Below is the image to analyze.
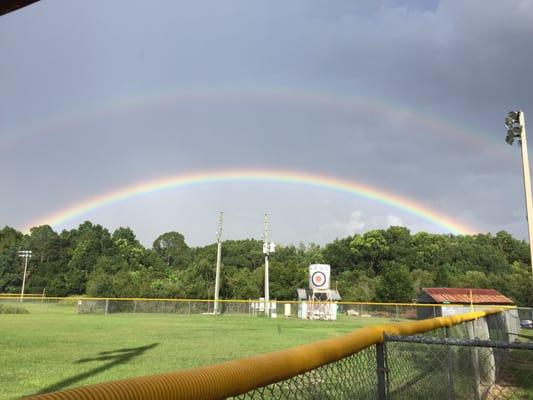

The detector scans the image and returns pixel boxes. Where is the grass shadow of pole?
[35,343,159,395]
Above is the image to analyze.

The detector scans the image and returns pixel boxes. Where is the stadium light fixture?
[505,110,533,277]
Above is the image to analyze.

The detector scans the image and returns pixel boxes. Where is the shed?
[417,288,514,319]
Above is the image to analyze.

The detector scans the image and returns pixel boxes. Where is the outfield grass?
[0,301,392,399]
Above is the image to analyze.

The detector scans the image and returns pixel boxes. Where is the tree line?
[0,222,531,306]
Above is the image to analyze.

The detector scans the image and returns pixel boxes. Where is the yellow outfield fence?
[22,308,529,400]
[0,292,492,305]
[0,293,518,314]
[0,293,522,309]
[2,293,526,323]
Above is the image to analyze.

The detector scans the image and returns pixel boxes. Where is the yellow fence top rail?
[25,309,504,400]
[0,293,517,308]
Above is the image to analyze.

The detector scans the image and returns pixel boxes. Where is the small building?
[417,288,514,319]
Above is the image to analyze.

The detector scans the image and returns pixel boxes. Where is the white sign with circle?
[309,264,330,290]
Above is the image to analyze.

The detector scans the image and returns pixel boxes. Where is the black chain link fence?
[235,347,377,400]
[231,312,532,400]
[385,334,533,399]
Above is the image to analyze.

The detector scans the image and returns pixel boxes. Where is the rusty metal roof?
[422,288,514,305]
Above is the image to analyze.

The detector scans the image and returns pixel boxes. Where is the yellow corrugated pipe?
[25,309,502,400]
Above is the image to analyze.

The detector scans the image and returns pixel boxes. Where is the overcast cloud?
[1,0,533,246]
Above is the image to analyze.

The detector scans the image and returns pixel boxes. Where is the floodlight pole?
[506,110,533,278]
[263,213,270,317]
[517,112,533,277]
[214,211,223,315]
[18,250,32,302]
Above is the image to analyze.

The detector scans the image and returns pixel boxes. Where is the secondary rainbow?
[3,86,510,161]
[26,169,476,235]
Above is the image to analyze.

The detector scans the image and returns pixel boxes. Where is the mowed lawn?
[0,301,393,399]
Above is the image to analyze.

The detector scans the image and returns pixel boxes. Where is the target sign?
[311,271,327,287]
[309,264,330,290]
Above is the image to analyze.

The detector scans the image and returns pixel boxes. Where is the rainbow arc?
[25,168,476,235]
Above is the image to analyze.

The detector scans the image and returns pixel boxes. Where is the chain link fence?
[17,304,530,400]
[232,311,531,400]
[235,346,378,400]
[384,334,533,400]
[1,295,520,323]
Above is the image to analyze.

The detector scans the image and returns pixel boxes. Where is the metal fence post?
[376,342,388,400]
[445,327,455,400]
[466,321,482,400]
[105,298,109,315]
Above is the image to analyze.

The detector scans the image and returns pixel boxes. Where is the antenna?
[216,211,224,244]
[263,213,270,254]
[213,211,223,315]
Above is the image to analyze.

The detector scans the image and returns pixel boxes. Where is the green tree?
[350,230,389,274]
[0,226,24,293]
[338,270,378,301]
[376,263,414,302]
[322,237,358,276]
[112,227,141,247]
[410,269,435,295]
[452,270,490,288]
[384,226,411,261]
[152,232,191,268]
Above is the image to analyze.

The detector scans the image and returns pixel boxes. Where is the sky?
[1,0,533,247]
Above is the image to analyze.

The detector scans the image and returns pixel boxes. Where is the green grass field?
[0,301,392,399]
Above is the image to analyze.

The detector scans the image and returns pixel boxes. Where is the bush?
[0,303,30,314]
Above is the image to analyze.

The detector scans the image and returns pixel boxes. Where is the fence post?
[445,327,456,400]
[105,299,109,315]
[466,321,482,400]
[376,342,388,400]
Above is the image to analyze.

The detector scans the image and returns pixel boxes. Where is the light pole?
[505,110,533,277]
[18,250,32,302]
[213,211,223,315]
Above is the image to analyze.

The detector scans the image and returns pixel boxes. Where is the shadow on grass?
[35,343,159,395]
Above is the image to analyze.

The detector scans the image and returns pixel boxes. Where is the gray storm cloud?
[1,0,532,245]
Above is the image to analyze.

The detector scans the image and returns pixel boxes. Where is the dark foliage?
[1,223,531,306]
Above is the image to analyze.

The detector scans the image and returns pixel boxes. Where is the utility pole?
[18,250,32,302]
[263,213,270,317]
[505,110,533,277]
[214,211,223,315]
[262,214,276,316]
